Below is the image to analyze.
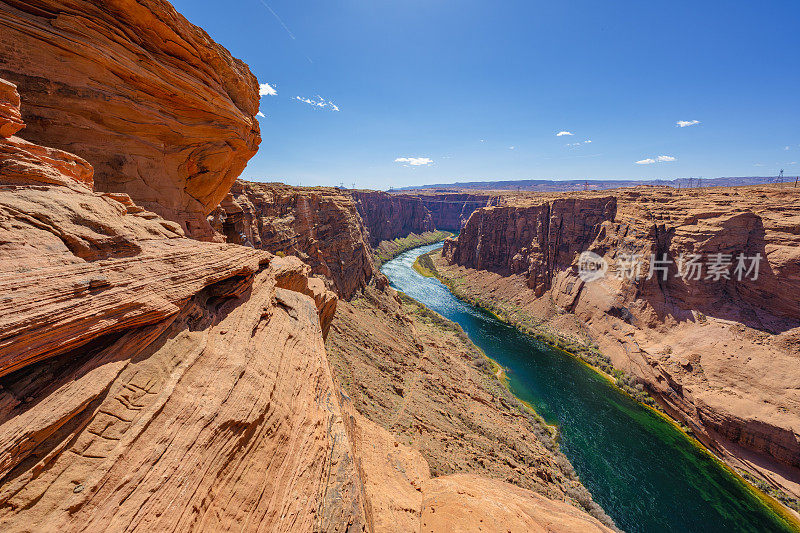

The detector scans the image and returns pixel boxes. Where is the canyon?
[2,0,798,530]
[437,187,800,503]
[0,1,615,531]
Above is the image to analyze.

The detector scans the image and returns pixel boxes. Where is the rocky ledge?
[209,180,379,299]
[0,0,261,239]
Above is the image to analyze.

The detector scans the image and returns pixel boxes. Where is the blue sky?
[171,0,800,189]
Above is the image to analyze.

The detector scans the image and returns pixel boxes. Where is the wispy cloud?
[556,131,574,136]
[259,82,277,96]
[395,157,433,167]
[676,120,700,128]
[636,155,676,164]
[566,140,592,147]
[256,111,266,118]
[785,146,791,151]
[293,95,340,111]
[508,146,516,150]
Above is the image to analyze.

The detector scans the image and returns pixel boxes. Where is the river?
[381,243,796,533]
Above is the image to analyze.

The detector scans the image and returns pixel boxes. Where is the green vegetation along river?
[381,243,798,533]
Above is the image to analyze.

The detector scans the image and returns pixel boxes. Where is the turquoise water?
[381,243,797,533]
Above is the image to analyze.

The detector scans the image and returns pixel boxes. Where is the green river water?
[381,243,797,533]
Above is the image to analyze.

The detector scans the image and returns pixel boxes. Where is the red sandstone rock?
[0,80,362,531]
[420,474,613,533]
[0,79,24,138]
[442,186,800,498]
[210,180,379,299]
[352,191,436,245]
[0,0,261,239]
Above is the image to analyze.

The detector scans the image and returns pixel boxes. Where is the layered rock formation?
[445,197,617,295]
[440,186,800,499]
[209,180,378,299]
[2,75,614,531]
[352,191,492,244]
[414,192,494,232]
[352,191,436,245]
[0,78,379,530]
[0,0,261,239]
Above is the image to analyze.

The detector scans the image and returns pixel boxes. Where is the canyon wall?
[352,190,491,244]
[445,197,617,295]
[0,0,261,239]
[209,180,378,299]
[415,192,493,231]
[0,79,365,530]
[440,187,800,496]
[1,75,613,532]
[351,191,435,245]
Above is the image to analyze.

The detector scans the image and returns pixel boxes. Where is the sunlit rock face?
[0,0,261,240]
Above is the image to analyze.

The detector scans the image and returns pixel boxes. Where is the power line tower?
[583,180,589,191]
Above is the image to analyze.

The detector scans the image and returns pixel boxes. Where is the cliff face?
[415,192,494,231]
[441,187,800,496]
[2,77,613,532]
[352,191,491,244]
[445,197,617,295]
[209,181,378,299]
[351,191,435,245]
[0,79,371,531]
[0,0,261,239]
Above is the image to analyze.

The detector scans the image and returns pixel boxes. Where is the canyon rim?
[1,1,799,532]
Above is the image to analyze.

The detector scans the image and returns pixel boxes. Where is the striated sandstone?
[441,185,800,499]
[420,474,613,533]
[0,82,371,531]
[209,180,378,299]
[0,0,261,239]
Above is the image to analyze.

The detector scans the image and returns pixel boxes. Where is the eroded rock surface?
[0,0,261,239]
[0,79,367,532]
[326,285,616,528]
[441,186,800,498]
[209,180,378,299]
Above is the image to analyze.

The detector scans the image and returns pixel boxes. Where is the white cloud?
[636,158,656,165]
[480,139,486,143]
[657,155,676,162]
[676,120,700,128]
[395,157,433,166]
[509,146,516,150]
[293,95,340,111]
[790,161,797,165]
[754,163,765,167]
[785,146,791,151]
[556,131,574,136]
[259,82,277,96]
[566,140,592,147]
[256,111,266,118]
[636,155,676,164]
